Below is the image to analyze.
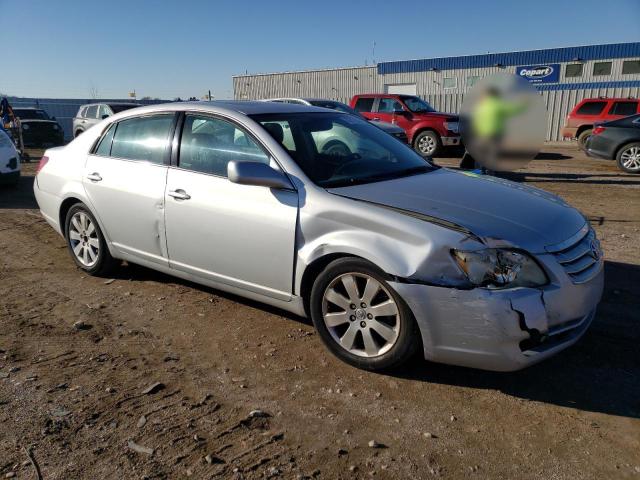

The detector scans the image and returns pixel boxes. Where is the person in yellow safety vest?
[460,86,528,171]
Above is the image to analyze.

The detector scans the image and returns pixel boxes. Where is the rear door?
[163,113,298,300]
[83,113,176,266]
[353,97,377,121]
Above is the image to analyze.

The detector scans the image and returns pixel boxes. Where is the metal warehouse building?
[233,42,640,141]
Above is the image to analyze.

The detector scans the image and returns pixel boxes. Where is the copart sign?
[516,64,560,83]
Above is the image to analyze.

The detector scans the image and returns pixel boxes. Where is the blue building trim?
[535,80,640,91]
[378,43,640,74]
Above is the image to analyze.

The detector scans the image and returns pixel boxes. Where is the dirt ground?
[1,146,639,480]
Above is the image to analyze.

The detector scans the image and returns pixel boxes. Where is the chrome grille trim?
[547,224,602,284]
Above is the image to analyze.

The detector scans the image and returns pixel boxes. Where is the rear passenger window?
[353,98,374,112]
[609,101,638,116]
[95,123,116,156]
[178,115,269,176]
[576,101,606,115]
[110,115,173,164]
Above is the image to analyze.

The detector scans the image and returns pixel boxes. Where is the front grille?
[546,225,602,284]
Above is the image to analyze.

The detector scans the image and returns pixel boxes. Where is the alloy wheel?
[418,135,436,155]
[322,273,400,357]
[69,211,100,267]
[620,146,640,171]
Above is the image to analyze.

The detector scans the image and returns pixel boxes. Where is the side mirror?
[227,161,292,190]
[393,109,408,116]
[101,114,109,119]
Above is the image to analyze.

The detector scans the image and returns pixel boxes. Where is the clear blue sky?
[2,0,639,100]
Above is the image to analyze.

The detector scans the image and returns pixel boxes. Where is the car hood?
[328,168,586,253]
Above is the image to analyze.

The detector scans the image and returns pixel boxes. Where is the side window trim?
[175,111,287,180]
[90,122,117,155]
[89,112,178,165]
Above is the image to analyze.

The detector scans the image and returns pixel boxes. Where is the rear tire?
[577,129,592,151]
[310,257,420,371]
[413,130,441,157]
[616,142,640,173]
[64,203,118,276]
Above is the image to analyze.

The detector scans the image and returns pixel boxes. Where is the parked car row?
[73,102,141,138]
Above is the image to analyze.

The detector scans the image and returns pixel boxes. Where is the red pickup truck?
[562,97,640,150]
[350,94,460,157]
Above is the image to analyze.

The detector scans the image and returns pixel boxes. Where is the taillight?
[36,155,49,174]
[592,126,606,135]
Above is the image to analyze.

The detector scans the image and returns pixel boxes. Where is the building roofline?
[379,42,640,66]
[233,64,375,79]
[233,42,640,78]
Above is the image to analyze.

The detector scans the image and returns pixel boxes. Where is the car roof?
[581,97,638,102]
[82,102,141,107]
[114,100,334,116]
[301,98,344,104]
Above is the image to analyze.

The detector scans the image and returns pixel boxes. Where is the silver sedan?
[33,101,604,371]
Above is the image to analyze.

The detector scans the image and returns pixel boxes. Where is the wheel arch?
[299,252,393,318]
[59,196,83,237]
[576,124,593,137]
[58,195,117,256]
[411,127,440,146]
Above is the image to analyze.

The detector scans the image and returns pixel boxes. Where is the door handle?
[87,172,102,182]
[168,189,191,200]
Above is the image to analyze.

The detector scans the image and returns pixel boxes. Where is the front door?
[164,114,298,300]
[83,113,175,266]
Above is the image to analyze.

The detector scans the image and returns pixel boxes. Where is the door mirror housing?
[393,109,408,116]
[227,161,293,190]
[101,114,110,119]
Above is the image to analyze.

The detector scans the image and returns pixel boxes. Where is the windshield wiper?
[323,165,433,188]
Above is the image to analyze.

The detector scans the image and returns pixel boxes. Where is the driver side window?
[179,115,269,177]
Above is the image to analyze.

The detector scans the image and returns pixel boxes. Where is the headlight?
[452,249,547,289]
[22,124,29,130]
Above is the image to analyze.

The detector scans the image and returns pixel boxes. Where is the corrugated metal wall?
[6,97,166,141]
[233,48,640,141]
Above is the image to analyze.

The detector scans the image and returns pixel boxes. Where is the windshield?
[109,104,140,113]
[251,112,435,188]
[14,109,49,120]
[401,96,436,113]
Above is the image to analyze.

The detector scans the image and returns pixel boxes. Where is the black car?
[585,113,640,173]
[13,108,65,148]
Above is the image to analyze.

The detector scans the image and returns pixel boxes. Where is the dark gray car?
[73,102,141,137]
[585,113,640,173]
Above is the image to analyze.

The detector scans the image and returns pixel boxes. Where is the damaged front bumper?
[390,259,604,371]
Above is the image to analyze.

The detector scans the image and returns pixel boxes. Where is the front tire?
[616,142,640,173]
[413,130,441,157]
[64,203,118,275]
[310,257,420,371]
